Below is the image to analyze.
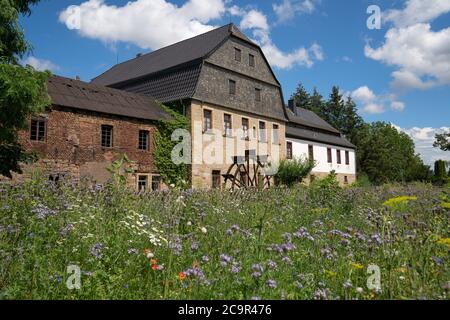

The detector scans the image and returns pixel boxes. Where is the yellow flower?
[350,262,364,270]
[440,202,450,209]
[325,270,337,277]
[396,267,407,273]
[437,237,450,248]
[383,196,417,207]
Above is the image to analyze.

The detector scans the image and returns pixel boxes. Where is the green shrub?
[275,157,315,187]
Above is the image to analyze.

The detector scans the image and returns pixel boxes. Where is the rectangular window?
[255,88,261,102]
[101,125,113,148]
[344,176,349,185]
[203,109,212,132]
[151,175,161,191]
[138,175,148,191]
[272,124,279,144]
[224,114,232,137]
[229,79,236,95]
[212,170,221,189]
[242,118,249,139]
[259,121,266,142]
[308,145,314,161]
[337,149,342,164]
[286,141,293,160]
[138,130,149,151]
[345,150,350,165]
[234,48,241,62]
[30,118,46,141]
[327,148,332,163]
[249,54,255,67]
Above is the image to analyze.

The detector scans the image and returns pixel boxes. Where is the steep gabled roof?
[92,23,255,87]
[48,75,171,121]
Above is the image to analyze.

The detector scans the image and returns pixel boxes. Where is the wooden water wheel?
[222,150,273,190]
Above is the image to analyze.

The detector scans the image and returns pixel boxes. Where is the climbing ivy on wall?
[154,102,190,188]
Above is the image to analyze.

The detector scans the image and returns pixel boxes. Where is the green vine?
[154,102,190,188]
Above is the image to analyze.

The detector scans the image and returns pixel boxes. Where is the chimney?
[136,53,143,58]
[287,99,295,112]
[75,76,80,81]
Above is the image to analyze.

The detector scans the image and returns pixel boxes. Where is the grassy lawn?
[0,177,449,300]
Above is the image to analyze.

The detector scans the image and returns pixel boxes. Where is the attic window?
[249,54,255,67]
[234,48,241,62]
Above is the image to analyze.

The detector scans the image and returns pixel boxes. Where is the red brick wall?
[11,105,159,184]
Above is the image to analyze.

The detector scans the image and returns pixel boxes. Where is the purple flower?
[191,242,199,251]
[293,227,315,241]
[202,255,209,263]
[32,203,58,220]
[169,236,183,255]
[252,263,264,273]
[231,264,240,274]
[281,256,292,265]
[252,272,262,278]
[314,288,331,300]
[220,254,232,267]
[90,243,104,259]
[60,223,75,237]
[266,279,277,289]
[267,260,277,270]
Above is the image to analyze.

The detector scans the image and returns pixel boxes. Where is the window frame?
[223,113,232,137]
[138,130,150,151]
[137,175,148,192]
[308,145,314,161]
[249,53,255,67]
[101,124,113,148]
[327,148,332,163]
[255,88,261,102]
[272,124,279,145]
[30,117,47,142]
[337,149,342,164]
[203,109,212,133]
[258,121,266,143]
[234,47,241,62]
[212,170,221,189]
[345,150,350,165]
[151,175,161,191]
[229,79,236,95]
[286,141,293,160]
[241,118,249,140]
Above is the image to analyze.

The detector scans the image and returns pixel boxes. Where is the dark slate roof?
[286,107,355,149]
[286,108,340,134]
[47,75,171,121]
[92,24,253,87]
[113,63,202,104]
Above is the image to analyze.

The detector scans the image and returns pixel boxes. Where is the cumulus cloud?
[239,9,323,69]
[384,0,450,28]
[59,0,323,70]
[392,124,450,165]
[365,1,450,92]
[349,86,406,114]
[59,0,225,50]
[22,56,60,72]
[273,0,318,23]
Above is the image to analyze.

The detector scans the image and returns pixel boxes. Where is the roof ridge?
[91,24,232,83]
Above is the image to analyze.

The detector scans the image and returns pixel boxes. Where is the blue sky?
[20,0,450,164]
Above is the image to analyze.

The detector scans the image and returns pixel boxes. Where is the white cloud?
[240,9,269,31]
[22,56,60,72]
[393,124,450,165]
[390,101,405,111]
[273,0,318,23]
[384,0,450,28]
[349,86,405,114]
[60,0,323,71]
[365,1,450,92]
[59,0,226,50]
[239,9,323,69]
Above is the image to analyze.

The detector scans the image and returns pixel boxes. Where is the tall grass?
[0,177,449,300]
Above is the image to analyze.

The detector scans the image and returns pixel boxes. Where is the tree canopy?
[0,0,50,178]
[434,131,450,151]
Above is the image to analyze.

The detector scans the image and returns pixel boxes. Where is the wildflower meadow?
[0,175,449,300]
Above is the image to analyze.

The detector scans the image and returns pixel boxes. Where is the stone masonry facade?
[4,106,162,190]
